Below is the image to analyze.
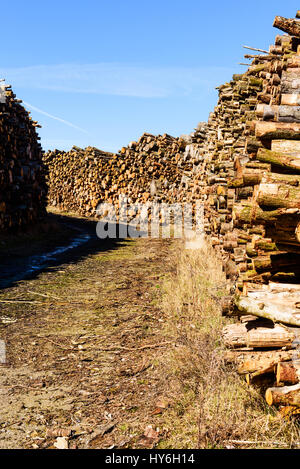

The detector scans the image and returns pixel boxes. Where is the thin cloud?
[23,101,89,134]
[0,63,234,98]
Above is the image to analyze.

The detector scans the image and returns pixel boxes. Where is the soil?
[0,212,177,449]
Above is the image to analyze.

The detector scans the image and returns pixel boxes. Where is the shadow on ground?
[0,212,133,290]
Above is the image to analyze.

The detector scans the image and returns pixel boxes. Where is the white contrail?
[22,101,89,134]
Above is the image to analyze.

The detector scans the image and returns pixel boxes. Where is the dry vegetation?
[158,241,300,449]
[0,221,299,449]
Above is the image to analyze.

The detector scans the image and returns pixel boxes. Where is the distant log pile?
[0,84,46,232]
[44,130,208,216]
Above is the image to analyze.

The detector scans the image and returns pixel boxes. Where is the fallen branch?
[226,439,300,447]
[96,341,172,353]
[27,290,62,300]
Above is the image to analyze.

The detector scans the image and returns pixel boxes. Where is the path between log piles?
[0,220,178,449]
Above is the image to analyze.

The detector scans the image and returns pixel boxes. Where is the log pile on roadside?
[0,83,46,232]
[203,12,300,415]
[44,131,211,217]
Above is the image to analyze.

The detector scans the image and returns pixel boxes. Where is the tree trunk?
[257,148,300,172]
[257,104,300,123]
[281,94,300,106]
[233,202,299,226]
[236,351,298,375]
[265,383,300,407]
[256,182,300,209]
[255,121,300,140]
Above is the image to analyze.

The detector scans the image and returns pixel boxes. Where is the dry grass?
[158,240,300,449]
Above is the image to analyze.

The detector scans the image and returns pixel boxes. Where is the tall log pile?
[0,84,46,232]
[203,13,300,415]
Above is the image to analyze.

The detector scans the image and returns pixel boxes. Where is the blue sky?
[1,1,299,152]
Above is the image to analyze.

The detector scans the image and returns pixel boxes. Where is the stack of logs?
[0,84,46,232]
[44,132,207,216]
[43,11,300,415]
[203,13,300,415]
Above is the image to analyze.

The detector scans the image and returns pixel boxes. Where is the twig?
[38,337,73,350]
[0,300,44,304]
[96,341,172,352]
[243,45,269,54]
[27,290,62,300]
[227,439,300,447]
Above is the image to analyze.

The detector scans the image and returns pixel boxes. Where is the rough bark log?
[257,104,300,123]
[233,202,300,226]
[257,148,300,172]
[256,182,300,209]
[273,16,300,38]
[255,121,300,140]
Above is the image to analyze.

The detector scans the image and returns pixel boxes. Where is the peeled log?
[255,121,300,140]
[277,360,300,385]
[222,321,296,349]
[257,148,300,172]
[266,383,300,407]
[281,94,300,106]
[271,139,300,154]
[273,16,300,38]
[235,295,300,327]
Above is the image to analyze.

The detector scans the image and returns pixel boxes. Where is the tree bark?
[257,148,300,172]
[277,360,300,385]
[255,121,300,140]
[273,16,300,38]
[256,182,300,209]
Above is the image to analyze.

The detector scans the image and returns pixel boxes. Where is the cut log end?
[265,388,274,406]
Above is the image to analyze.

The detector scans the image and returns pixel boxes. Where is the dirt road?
[0,215,178,449]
